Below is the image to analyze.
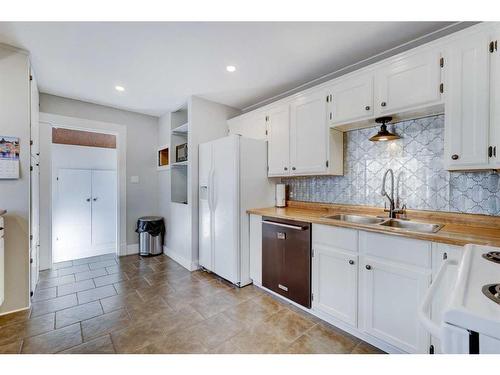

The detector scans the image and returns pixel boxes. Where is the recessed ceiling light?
[115,85,125,92]
[226,65,236,73]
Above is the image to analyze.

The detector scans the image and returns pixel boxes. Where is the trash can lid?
[138,216,163,222]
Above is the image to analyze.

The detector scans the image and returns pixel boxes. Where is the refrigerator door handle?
[208,168,215,212]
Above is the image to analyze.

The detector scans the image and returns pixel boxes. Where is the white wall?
[0,45,30,314]
[39,94,159,246]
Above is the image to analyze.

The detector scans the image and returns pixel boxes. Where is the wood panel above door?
[52,128,116,149]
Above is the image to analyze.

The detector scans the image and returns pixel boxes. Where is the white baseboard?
[163,246,199,271]
[125,243,139,255]
[0,306,30,317]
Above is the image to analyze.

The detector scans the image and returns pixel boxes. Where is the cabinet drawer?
[359,231,431,268]
[312,224,358,253]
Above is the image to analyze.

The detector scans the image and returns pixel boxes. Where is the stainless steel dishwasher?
[262,216,311,308]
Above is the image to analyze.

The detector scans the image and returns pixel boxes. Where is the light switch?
[130,176,139,184]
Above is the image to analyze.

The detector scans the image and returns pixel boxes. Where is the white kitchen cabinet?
[312,244,358,327]
[266,104,290,177]
[444,31,491,170]
[328,73,374,126]
[430,243,463,354]
[227,111,267,140]
[375,48,442,116]
[290,90,329,175]
[359,255,431,353]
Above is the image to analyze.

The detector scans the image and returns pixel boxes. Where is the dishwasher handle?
[262,220,307,231]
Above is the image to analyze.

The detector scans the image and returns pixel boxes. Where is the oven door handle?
[262,220,307,231]
[418,258,458,339]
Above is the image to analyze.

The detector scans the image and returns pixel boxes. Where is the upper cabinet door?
[267,104,290,177]
[489,33,500,169]
[375,49,442,116]
[290,90,328,175]
[228,111,267,140]
[444,31,490,170]
[329,73,374,126]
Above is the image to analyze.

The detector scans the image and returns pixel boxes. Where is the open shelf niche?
[170,106,188,205]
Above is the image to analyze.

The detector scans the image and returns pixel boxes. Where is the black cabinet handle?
[284,167,288,171]
[292,167,296,171]
[381,102,387,107]
[365,265,372,270]
[365,106,370,111]
[489,146,493,158]
[349,260,355,265]
[451,154,459,160]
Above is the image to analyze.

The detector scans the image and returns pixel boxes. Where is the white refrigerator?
[199,134,274,286]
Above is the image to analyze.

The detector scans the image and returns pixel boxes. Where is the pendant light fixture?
[369,116,400,142]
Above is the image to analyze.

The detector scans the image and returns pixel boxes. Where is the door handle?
[262,220,307,230]
[86,198,91,202]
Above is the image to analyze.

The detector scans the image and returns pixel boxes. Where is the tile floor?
[0,253,384,354]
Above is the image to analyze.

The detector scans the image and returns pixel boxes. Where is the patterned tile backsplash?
[282,115,500,216]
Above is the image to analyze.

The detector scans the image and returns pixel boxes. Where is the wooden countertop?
[248,201,500,248]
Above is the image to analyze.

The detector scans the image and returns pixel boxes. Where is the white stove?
[441,244,500,353]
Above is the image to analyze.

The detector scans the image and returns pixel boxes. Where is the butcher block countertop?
[248,201,500,248]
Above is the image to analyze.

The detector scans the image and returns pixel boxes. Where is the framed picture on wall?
[0,136,20,179]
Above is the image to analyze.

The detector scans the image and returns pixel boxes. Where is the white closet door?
[54,169,92,262]
[91,170,117,251]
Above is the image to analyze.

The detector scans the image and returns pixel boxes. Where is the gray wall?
[39,94,160,244]
[0,46,30,314]
[283,115,500,216]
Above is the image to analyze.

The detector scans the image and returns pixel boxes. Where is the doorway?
[51,128,118,263]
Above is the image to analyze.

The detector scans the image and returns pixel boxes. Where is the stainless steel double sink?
[324,214,443,234]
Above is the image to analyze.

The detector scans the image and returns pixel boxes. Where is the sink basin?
[378,219,443,233]
[325,214,386,225]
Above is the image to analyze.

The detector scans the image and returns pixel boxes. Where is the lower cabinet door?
[312,245,358,327]
[359,256,431,353]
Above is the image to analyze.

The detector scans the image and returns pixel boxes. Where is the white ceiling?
[0,22,462,116]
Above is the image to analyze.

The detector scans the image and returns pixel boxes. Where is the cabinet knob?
[349,260,355,265]
[365,105,370,111]
[284,167,288,171]
[365,265,372,270]
[86,198,91,202]
[451,154,459,160]
[381,101,387,107]
[292,167,296,171]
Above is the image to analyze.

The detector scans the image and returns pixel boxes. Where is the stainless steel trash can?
[136,216,164,256]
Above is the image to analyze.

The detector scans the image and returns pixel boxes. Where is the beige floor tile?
[32,287,57,302]
[351,341,385,354]
[21,323,82,354]
[99,291,144,314]
[89,259,117,270]
[113,277,151,294]
[190,290,242,319]
[162,289,204,311]
[61,335,115,354]
[134,283,175,302]
[262,308,317,342]
[81,309,131,341]
[93,272,128,287]
[37,274,76,290]
[77,285,116,304]
[286,323,359,354]
[152,305,205,334]
[57,279,95,296]
[226,323,291,354]
[31,294,78,317]
[74,268,107,281]
[0,313,55,346]
[57,264,91,276]
[135,330,207,354]
[224,297,284,326]
[125,296,173,320]
[55,301,103,329]
[182,312,246,350]
[111,320,169,353]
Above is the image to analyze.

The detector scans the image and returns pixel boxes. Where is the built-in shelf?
[157,145,169,170]
[172,122,188,135]
[171,160,188,166]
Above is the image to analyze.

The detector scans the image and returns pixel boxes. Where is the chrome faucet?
[381,169,405,218]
